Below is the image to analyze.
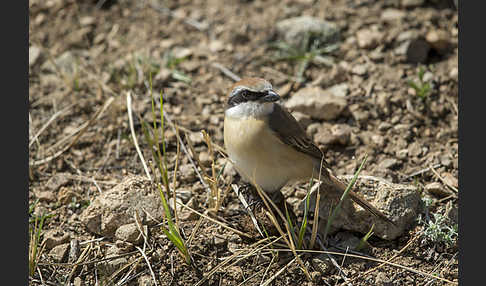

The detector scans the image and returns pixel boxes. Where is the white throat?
[225,102,275,119]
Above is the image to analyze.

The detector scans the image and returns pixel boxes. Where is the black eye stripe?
[227,89,267,107]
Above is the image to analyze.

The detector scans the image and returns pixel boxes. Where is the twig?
[211,62,241,82]
[260,256,299,286]
[135,246,158,286]
[30,97,115,166]
[127,92,152,181]
[231,184,264,237]
[345,234,420,284]
[29,104,74,148]
[429,164,458,193]
[406,164,442,179]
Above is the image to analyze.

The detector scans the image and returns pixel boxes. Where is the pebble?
[49,243,70,263]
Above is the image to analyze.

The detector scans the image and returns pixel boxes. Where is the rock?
[449,67,458,80]
[300,177,420,240]
[41,51,77,75]
[351,64,368,76]
[29,45,42,67]
[176,187,192,203]
[214,236,227,248]
[401,0,425,7]
[35,191,56,203]
[49,243,70,262]
[356,28,383,49]
[381,9,406,21]
[99,255,128,276]
[80,176,165,237]
[425,29,450,55]
[314,123,351,146]
[327,83,349,97]
[378,158,400,170]
[275,16,340,48]
[45,173,70,192]
[406,38,430,64]
[425,182,449,198]
[408,141,423,157]
[58,186,76,205]
[43,229,70,250]
[115,223,143,244]
[285,86,347,120]
[349,104,370,123]
[311,255,333,275]
[73,277,84,286]
[137,275,156,286]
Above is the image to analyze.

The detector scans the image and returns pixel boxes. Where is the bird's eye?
[240,90,249,97]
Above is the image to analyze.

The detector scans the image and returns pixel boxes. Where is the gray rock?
[41,51,77,75]
[80,176,164,237]
[115,223,143,244]
[285,86,347,120]
[300,177,421,240]
[48,243,70,262]
[43,229,70,250]
[276,16,340,48]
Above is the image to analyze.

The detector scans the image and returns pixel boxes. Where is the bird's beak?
[262,90,280,102]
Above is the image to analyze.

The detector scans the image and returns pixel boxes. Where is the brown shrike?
[224,77,394,225]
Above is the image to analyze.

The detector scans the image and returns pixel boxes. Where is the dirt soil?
[29,0,458,285]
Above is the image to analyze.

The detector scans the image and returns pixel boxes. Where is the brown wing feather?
[267,104,330,168]
[268,104,396,226]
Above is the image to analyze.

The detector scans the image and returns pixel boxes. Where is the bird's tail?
[327,172,397,226]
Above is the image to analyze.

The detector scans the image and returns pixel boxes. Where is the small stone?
[425,182,449,198]
[378,158,399,170]
[176,187,192,203]
[43,229,70,250]
[73,277,84,286]
[198,151,212,167]
[381,9,406,21]
[356,28,383,49]
[377,122,392,131]
[327,83,349,97]
[285,86,347,120]
[29,45,42,67]
[214,236,227,248]
[209,40,225,53]
[349,104,370,123]
[449,67,458,80]
[115,223,143,244]
[311,255,333,275]
[45,173,70,192]
[396,149,409,160]
[276,16,340,49]
[426,30,450,55]
[49,243,70,262]
[401,0,425,8]
[406,38,430,64]
[36,191,56,203]
[408,142,422,157]
[444,201,458,225]
[58,186,76,205]
[351,64,368,76]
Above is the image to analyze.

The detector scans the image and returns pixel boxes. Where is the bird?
[223,77,395,226]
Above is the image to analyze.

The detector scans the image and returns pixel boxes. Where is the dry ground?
[29,0,458,285]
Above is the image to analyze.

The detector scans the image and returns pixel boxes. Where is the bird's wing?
[267,104,330,169]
